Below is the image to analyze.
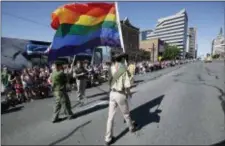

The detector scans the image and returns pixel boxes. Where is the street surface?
[1,61,225,145]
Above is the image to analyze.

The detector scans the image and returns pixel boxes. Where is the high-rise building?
[140,29,153,41]
[212,28,225,56]
[195,49,198,59]
[188,27,197,58]
[147,9,188,58]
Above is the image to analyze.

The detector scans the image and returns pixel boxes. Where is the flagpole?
[91,47,95,65]
[115,2,125,53]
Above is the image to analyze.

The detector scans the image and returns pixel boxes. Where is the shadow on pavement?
[79,91,137,108]
[131,84,138,89]
[197,74,205,82]
[99,96,109,101]
[71,102,83,109]
[1,105,24,115]
[114,95,164,143]
[52,117,68,124]
[72,104,108,119]
[49,120,91,146]
[211,140,225,146]
[87,92,108,99]
[98,91,136,101]
[134,80,144,84]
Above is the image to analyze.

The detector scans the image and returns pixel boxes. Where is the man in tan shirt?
[105,53,137,146]
[128,61,136,84]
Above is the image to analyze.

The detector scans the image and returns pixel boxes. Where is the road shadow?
[197,74,205,82]
[99,96,110,101]
[72,104,108,119]
[87,92,108,99]
[215,76,219,80]
[1,105,24,115]
[211,140,225,146]
[82,91,137,107]
[95,86,109,93]
[49,120,91,146]
[51,117,68,124]
[134,80,144,84]
[131,84,138,89]
[114,95,164,143]
[71,102,83,109]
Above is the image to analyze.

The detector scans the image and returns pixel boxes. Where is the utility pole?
[152,43,155,63]
[148,48,151,61]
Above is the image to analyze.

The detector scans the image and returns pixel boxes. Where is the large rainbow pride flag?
[48,2,121,61]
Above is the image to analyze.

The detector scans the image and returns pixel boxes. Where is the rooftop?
[120,17,139,30]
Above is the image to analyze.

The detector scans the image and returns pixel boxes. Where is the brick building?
[140,38,166,62]
[120,17,140,59]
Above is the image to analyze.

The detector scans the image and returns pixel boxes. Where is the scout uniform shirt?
[51,70,67,91]
[128,63,136,75]
[110,63,131,92]
[1,71,10,88]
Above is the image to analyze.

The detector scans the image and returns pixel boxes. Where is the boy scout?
[128,61,136,84]
[105,53,137,145]
[74,61,88,101]
[50,61,74,123]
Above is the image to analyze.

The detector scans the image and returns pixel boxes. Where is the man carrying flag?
[105,53,137,146]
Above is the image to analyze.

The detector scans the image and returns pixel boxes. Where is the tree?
[212,54,220,59]
[162,44,180,60]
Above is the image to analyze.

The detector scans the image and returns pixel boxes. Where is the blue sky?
[1,1,224,57]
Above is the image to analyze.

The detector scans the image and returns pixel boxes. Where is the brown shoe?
[52,118,60,123]
[105,136,115,146]
[130,121,138,133]
[67,114,74,120]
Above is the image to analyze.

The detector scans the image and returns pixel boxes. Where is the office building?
[147,9,188,58]
[212,28,225,56]
[140,29,153,41]
[188,27,197,58]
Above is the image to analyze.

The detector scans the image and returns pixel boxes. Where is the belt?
[111,89,125,94]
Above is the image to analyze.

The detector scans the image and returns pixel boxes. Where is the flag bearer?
[105,53,137,146]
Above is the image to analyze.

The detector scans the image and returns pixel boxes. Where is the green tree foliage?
[162,44,180,60]
[212,54,220,59]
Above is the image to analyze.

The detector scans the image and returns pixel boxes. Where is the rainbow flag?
[48,2,121,61]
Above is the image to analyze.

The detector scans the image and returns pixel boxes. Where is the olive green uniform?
[51,70,73,121]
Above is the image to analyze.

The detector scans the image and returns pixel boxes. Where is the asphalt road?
[1,61,225,145]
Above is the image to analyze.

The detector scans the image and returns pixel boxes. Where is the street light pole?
[152,43,155,63]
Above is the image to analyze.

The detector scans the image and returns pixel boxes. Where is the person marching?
[105,53,137,146]
[74,61,88,101]
[50,61,74,123]
[1,67,11,95]
[128,61,136,85]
